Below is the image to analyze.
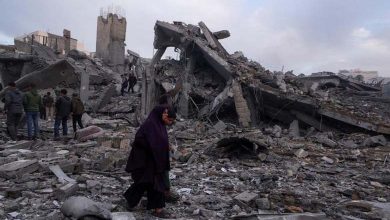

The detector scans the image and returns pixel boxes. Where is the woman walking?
[124,105,176,218]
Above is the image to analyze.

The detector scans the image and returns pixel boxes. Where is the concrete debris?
[111,212,136,220]
[0,17,389,220]
[75,126,105,142]
[321,156,334,164]
[294,149,309,158]
[49,165,76,184]
[60,196,112,219]
[289,120,300,138]
[54,182,79,200]
[363,135,387,147]
[235,191,258,203]
[0,159,39,179]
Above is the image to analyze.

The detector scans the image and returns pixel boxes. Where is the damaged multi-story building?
[141,20,390,136]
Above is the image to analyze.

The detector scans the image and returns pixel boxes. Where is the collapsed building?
[142,21,390,136]
[0,19,389,220]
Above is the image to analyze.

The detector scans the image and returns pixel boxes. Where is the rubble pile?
[0,116,389,219]
[0,19,389,220]
[145,21,390,135]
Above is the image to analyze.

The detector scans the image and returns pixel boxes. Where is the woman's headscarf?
[135,105,172,173]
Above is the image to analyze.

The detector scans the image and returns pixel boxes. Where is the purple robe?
[125,105,170,192]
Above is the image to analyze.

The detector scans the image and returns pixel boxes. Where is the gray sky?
[1,0,389,76]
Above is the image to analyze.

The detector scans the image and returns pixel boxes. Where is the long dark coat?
[125,105,170,192]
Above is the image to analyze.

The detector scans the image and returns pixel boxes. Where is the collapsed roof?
[142,21,390,135]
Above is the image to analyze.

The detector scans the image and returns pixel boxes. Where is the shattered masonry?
[0,18,389,220]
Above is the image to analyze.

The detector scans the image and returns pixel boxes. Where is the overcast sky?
[1,0,389,76]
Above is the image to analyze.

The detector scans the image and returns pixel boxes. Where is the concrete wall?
[96,13,126,66]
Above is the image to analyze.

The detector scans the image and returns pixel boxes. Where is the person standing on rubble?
[124,105,176,218]
[121,75,129,96]
[54,89,72,140]
[23,83,42,140]
[4,82,23,142]
[43,92,54,121]
[128,72,137,93]
[71,93,84,132]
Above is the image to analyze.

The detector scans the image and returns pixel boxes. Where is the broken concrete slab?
[60,196,112,219]
[213,30,231,40]
[111,212,136,220]
[93,84,117,112]
[234,191,258,203]
[363,135,387,147]
[315,136,337,148]
[321,156,334,164]
[0,59,76,98]
[54,183,79,201]
[294,149,309,158]
[213,120,227,132]
[0,140,34,151]
[75,126,104,142]
[49,165,76,184]
[0,159,39,179]
[289,120,300,138]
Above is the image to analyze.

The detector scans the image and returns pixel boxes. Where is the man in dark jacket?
[71,93,84,132]
[4,82,23,141]
[121,75,129,96]
[128,73,137,93]
[54,89,72,139]
[23,83,42,140]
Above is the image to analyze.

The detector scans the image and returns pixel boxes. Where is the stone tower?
[96,12,126,66]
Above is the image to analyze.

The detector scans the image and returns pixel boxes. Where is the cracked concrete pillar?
[232,80,251,127]
[178,55,196,118]
[141,47,166,118]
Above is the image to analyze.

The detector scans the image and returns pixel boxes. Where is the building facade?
[14,29,83,54]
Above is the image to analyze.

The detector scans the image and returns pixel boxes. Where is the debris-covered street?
[0,2,390,220]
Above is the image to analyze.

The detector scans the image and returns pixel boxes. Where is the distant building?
[96,7,127,66]
[14,29,86,55]
[311,71,336,77]
[338,69,378,82]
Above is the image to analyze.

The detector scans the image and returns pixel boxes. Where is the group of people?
[4,82,85,141]
[121,73,137,96]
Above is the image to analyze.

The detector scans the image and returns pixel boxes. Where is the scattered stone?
[54,183,79,200]
[234,191,258,203]
[49,165,76,184]
[214,120,227,132]
[0,159,39,179]
[316,136,337,148]
[75,126,105,142]
[111,212,136,220]
[0,141,34,151]
[60,196,112,219]
[363,135,387,147]
[294,149,308,158]
[321,156,334,164]
[289,120,300,138]
[256,198,271,210]
[370,181,384,188]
